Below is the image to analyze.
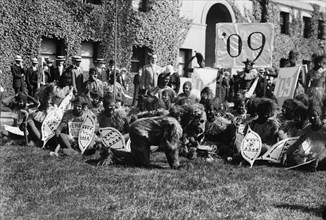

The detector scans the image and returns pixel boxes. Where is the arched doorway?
[205,3,232,68]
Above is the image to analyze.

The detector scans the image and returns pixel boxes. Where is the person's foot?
[62,148,79,156]
[50,151,59,157]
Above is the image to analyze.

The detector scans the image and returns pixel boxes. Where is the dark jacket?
[11,64,25,88]
[26,67,39,89]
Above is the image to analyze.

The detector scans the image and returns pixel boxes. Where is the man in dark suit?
[25,58,39,98]
[11,55,25,94]
[52,56,65,83]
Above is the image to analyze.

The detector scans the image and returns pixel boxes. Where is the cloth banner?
[273,66,301,107]
[192,68,217,97]
[216,23,274,68]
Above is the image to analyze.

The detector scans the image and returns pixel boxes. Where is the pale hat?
[164,65,174,74]
[15,55,23,61]
[94,58,105,64]
[56,56,65,61]
[31,58,38,64]
[73,55,82,62]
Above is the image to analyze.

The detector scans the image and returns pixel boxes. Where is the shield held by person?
[41,108,64,148]
[78,114,96,154]
[258,137,299,164]
[99,127,128,151]
[240,126,262,167]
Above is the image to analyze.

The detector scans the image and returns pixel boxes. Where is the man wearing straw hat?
[52,56,66,82]
[26,58,39,98]
[71,55,84,94]
[94,58,106,82]
[11,55,25,94]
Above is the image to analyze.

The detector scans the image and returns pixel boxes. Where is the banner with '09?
[215,23,274,68]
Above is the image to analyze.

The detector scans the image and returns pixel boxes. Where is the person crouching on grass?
[55,96,97,156]
[96,93,131,165]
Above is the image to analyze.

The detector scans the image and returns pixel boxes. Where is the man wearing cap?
[52,56,66,82]
[140,53,163,94]
[94,58,106,82]
[233,58,259,97]
[26,58,39,97]
[11,55,25,94]
[71,55,84,94]
[42,58,55,84]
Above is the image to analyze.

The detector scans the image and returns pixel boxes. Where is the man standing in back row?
[11,55,25,94]
[140,53,163,95]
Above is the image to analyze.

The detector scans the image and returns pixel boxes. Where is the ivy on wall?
[0,0,191,95]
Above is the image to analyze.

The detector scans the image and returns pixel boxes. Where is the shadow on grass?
[275,203,325,217]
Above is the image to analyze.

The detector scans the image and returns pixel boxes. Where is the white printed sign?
[68,122,83,138]
[192,68,217,96]
[273,66,301,107]
[258,137,299,164]
[240,126,262,167]
[41,108,63,147]
[99,127,129,152]
[78,114,96,154]
[216,23,274,68]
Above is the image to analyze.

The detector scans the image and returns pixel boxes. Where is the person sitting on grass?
[161,89,174,110]
[88,91,103,116]
[1,91,39,142]
[244,98,280,156]
[175,81,199,105]
[55,96,97,156]
[285,101,326,171]
[279,102,308,140]
[27,83,58,148]
[199,87,214,107]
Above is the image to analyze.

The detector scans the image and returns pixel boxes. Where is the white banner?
[192,68,217,97]
[273,66,301,107]
[216,23,274,68]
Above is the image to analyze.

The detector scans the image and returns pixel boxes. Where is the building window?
[40,37,65,62]
[280,12,290,35]
[139,0,150,12]
[303,17,311,38]
[81,41,102,73]
[82,0,101,4]
[178,49,192,77]
[318,20,325,40]
[131,46,146,73]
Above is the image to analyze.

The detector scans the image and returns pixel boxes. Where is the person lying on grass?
[1,91,39,141]
[55,96,97,156]
[285,101,326,171]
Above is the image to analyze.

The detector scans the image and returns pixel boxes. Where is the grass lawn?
[0,143,325,220]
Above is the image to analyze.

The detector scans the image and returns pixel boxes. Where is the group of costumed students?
[1,52,326,172]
